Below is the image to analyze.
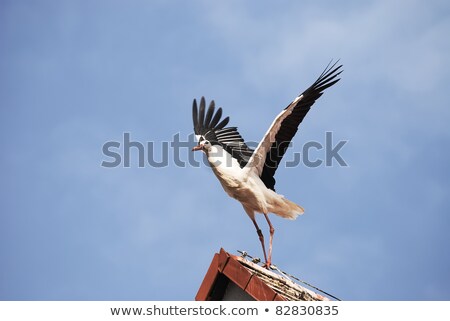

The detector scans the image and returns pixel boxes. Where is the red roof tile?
[195,248,330,301]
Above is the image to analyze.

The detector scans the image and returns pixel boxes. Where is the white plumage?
[192,62,342,268]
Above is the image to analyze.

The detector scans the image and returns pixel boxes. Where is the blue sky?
[1,0,449,300]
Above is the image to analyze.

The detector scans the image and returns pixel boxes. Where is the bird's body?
[192,61,343,268]
[208,145,303,220]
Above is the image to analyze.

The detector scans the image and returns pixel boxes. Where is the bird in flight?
[192,61,342,268]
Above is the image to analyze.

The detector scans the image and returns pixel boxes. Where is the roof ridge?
[233,253,329,301]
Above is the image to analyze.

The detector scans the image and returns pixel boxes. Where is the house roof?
[195,248,330,301]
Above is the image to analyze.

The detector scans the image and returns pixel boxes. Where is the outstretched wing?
[193,97,254,167]
[246,61,343,191]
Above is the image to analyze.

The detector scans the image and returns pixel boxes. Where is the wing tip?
[192,97,231,134]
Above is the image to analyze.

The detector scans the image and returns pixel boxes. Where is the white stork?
[192,61,342,268]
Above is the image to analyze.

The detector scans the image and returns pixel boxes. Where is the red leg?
[263,213,275,268]
[251,218,269,268]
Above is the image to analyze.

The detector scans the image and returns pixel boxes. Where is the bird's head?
[192,138,212,153]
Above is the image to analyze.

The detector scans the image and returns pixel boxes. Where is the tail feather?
[271,197,304,220]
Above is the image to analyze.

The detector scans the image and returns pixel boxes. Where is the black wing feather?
[192,97,253,167]
[215,116,230,130]
[198,97,206,131]
[204,100,215,127]
[192,99,198,133]
[260,61,343,191]
[210,107,222,128]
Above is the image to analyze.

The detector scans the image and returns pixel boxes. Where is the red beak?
[192,145,203,151]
